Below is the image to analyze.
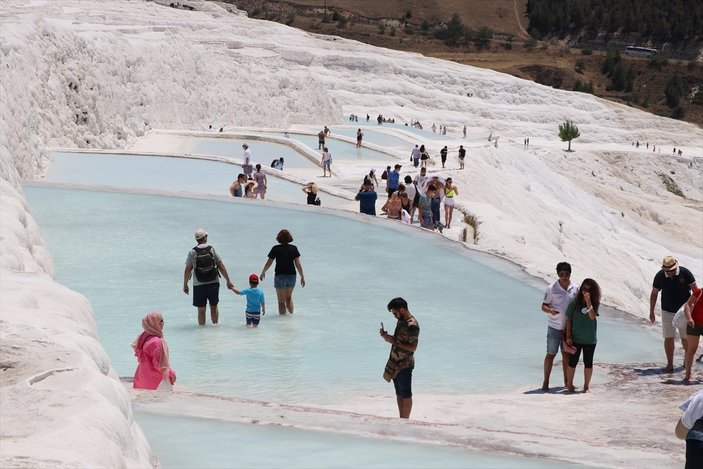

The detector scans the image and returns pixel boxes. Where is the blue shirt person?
[231,274,266,327]
[355,181,378,215]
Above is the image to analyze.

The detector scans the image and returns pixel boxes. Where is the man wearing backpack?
[183,229,235,326]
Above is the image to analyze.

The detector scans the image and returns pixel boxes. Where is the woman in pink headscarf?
[132,311,176,390]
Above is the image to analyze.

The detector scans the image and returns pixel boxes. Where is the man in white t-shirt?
[541,261,578,391]
[413,167,427,192]
[242,143,253,177]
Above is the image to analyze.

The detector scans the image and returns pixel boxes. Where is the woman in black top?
[302,182,320,205]
[260,229,305,315]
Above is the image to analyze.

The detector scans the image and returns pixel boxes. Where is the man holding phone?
[380,297,420,419]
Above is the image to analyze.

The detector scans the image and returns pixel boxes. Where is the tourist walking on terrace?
[458,145,466,170]
[321,147,332,177]
[242,143,253,177]
[363,168,379,188]
[565,278,601,393]
[387,164,401,197]
[443,177,458,229]
[380,297,420,419]
[253,164,267,199]
[356,128,363,148]
[419,145,429,168]
[650,256,697,373]
[683,287,703,383]
[404,175,418,224]
[132,311,176,390]
[183,229,235,326]
[541,261,578,391]
[318,129,325,150]
[260,229,305,315]
[410,145,421,168]
[440,146,448,168]
[418,184,436,230]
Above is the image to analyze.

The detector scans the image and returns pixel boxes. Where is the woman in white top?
[321,147,332,177]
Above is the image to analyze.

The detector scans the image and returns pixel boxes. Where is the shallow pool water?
[329,126,416,149]
[253,131,396,161]
[135,412,589,469]
[134,134,319,168]
[25,186,661,406]
[44,152,353,208]
[341,116,454,140]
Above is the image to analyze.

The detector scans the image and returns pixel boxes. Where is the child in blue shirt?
[231,274,266,327]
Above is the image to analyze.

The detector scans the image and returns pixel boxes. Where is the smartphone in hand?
[380,322,385,333]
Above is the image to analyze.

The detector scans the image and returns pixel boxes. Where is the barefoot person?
[565,278,601,393]
[443,177,458,229]
[132,311,176,390]
[260,229,305,315]
[231,274,266,328]
[183,229,235,326]
[253,164,267,199]
[321,147,332,177]
[541,262,578,391]
[302,182,320,205]
[683,287,703,383]
[675,390,703,469]
[380,297,420,419]
[649,256,697,373]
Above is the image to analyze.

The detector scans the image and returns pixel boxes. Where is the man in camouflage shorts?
[380,297,420,419]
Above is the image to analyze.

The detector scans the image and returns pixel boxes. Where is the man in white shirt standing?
[242,143,253,177]
[541,261,579,391]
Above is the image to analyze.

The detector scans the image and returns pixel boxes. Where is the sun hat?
[249,274,259,283]
[194,228,207,241]
[661,256,678,271]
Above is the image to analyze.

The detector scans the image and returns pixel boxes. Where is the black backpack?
[381,170,388,180]
[271,159,278,168]
[193,246,218,282]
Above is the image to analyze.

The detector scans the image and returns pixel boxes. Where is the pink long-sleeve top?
[132,311,175,390]
[133,335,175,390]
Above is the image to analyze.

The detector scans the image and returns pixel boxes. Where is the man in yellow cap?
[650,256,698,373]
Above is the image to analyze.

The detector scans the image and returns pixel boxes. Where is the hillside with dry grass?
[226,0,703,127]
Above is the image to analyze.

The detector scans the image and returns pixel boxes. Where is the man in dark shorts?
[183,229,234,326]
[650,256,697,372]
[380,297,420,419]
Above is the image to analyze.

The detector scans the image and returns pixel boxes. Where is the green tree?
[558,120,581,151]
[440,12,466,46]
[665,73,686,108]
[474,26,494,50]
